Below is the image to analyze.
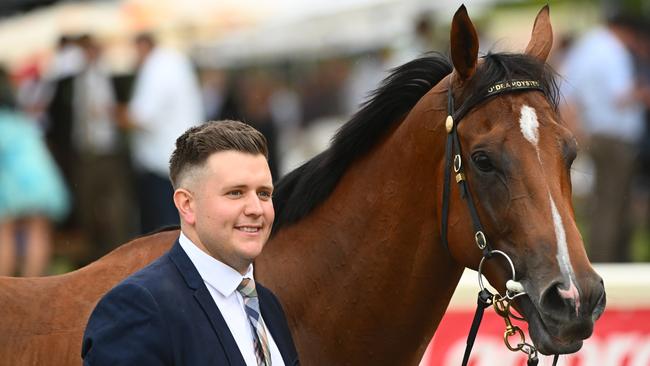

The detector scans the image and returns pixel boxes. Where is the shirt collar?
[179,231,254,297]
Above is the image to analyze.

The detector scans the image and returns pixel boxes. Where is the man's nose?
[244,194,263,216]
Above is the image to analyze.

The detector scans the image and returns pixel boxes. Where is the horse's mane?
[271,54,452,232]
[272,52,559,233]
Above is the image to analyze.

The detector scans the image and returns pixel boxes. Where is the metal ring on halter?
[477,250,524,298]
[453,154,462,173]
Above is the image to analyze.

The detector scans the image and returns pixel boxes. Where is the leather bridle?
[439,77,560,366]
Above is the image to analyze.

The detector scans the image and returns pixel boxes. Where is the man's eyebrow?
[225,184,274,191]
[260,184,274,191]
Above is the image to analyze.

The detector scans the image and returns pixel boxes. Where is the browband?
[486,79,542,96]
[451,79,544,123]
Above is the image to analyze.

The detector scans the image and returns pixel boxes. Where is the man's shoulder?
[110,251,180,296]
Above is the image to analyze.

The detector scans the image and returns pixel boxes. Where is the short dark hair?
[169,120,268,189]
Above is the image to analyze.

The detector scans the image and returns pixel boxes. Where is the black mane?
[272,52,559,233]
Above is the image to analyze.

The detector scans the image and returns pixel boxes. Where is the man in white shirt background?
[561,14,650,262]
[82,120,299,365]
[123,33,203,234]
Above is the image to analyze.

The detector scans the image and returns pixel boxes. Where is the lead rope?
[461,288,493,366]
[443,81,560,366]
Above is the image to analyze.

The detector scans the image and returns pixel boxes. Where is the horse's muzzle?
[520,274,606,355]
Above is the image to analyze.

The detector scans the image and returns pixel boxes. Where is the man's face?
[134,41,152,66]
[190,151,274,273]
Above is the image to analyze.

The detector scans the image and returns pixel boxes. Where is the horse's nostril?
[591,281,607,320]
[540,282,577,320]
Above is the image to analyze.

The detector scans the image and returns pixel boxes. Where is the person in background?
[0,66,69,276]
[561,14,650,262]
[239,73,281,180]
[121,33,203,234]
[72,35,133,259]
[82,120,299,365]
[45,35,85,228]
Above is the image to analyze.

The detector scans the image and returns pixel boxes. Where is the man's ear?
[174,188,196,225]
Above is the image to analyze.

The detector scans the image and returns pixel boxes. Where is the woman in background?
[0,66,69,276]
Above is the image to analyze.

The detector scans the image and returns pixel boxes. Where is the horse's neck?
[258,95,464,365]
[77,229,178,276]
[0,230,178,333]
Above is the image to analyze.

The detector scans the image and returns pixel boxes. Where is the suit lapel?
[168,241,247,366]
[259,288,297,365]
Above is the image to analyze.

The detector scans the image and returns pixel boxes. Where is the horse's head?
[443,5,606,355]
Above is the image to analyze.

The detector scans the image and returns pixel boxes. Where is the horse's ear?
[525,5,553,62]
[450,4,479,81]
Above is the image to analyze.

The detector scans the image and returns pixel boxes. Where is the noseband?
[440,78,560,365]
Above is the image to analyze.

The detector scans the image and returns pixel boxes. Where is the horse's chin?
[517,295,585,355]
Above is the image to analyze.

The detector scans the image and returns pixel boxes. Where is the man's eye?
[258,191,272,200]
[227,191,243,197]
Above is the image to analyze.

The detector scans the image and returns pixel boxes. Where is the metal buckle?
[453,154,462,172]
[475,230,487,249]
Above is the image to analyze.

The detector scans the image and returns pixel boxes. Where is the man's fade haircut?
[169,120,268,189]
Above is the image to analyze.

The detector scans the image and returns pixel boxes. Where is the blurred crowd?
[558,14,650,263]
[0,29,405,276]
[0,9,649,277]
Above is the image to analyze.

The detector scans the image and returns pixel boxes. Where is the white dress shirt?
[179,232,286,366]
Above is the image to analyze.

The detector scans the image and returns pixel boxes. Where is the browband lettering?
[486,80,542,95]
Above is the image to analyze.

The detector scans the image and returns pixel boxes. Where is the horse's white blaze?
[550,193,581,314]
[519,105,539,147]
[519,105,580,315]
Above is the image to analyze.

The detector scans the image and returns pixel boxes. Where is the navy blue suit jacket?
[82,240,299,365]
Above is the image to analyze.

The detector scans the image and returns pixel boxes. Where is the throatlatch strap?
[441,133,454,253]
[441,82,456,253]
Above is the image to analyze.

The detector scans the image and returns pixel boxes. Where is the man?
[125,33,203,234]
[561,15,648,262]
[72,35,132,259]
[82,120,299,365]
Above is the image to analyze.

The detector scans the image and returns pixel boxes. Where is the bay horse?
[0,5,605,365]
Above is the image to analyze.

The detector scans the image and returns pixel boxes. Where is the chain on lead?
[522,342,539,365]
[478,250,539,362]
[493,291,540,364]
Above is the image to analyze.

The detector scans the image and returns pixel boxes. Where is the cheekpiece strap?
[441,79,543,257]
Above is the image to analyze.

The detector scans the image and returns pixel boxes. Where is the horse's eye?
[472,153,494,172]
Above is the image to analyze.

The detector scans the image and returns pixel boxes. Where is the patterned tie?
[237,278,272,366]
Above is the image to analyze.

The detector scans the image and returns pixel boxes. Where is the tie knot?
[237,278,258,298]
